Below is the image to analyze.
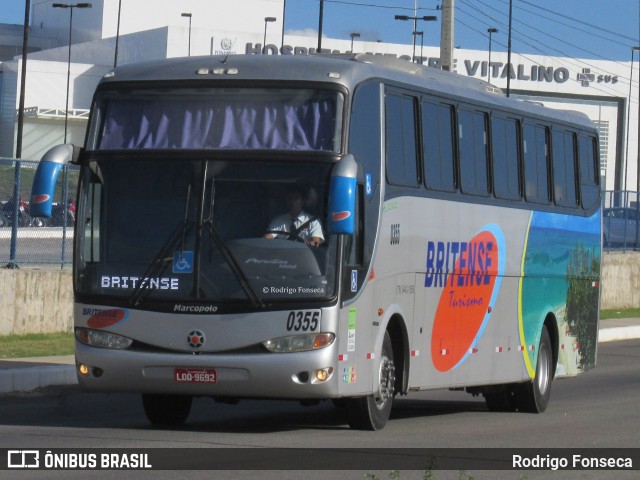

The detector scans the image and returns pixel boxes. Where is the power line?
[457,1,639,89]
[322,0,437,12]
[455,3,637,100]
[517,0,639,44]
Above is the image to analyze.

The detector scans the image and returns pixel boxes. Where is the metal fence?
[0,158,637,267]
[0,158,78,268]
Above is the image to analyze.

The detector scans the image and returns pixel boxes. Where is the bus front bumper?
[74,341,340,399]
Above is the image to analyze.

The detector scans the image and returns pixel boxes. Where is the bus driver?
[264,186,324,247]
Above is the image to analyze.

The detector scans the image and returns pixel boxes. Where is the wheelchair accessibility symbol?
[173,251,194,274]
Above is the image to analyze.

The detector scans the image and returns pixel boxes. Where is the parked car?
[603,207,640,248]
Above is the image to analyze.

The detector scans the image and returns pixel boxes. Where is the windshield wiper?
[202,219,264,308]
[130,185,193,306]
[197,161,264,308]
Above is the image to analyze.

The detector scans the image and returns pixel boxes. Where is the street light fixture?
[394,14,437,63]
[52,2,92,144]
[181,13,192,56]
[263,17,276,54]
[487,27,498,83]
[349,32,360,53]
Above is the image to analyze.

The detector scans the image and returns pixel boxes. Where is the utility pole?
[506,0,513,97]
[317,0,324,52]
[439,0,454,71]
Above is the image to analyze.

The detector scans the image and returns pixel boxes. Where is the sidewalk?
[1,319,639,394]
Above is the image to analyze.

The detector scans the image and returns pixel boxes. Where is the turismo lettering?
[425,240,494,288]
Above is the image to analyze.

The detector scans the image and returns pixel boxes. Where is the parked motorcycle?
[0,196,75,228]
[0,196,31,228]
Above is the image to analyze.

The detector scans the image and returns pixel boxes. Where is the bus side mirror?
[30,144,79,217]
[328,154,358,235]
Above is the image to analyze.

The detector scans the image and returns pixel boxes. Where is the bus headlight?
[75,328,133,350]
[263,333,335,353]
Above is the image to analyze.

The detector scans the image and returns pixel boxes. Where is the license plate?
[174,368,217,384]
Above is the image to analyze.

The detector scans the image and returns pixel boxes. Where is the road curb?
[599,326,640,343]
[0,364,77,394]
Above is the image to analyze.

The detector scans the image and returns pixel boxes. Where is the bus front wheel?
[346,331,396,430]
[142,394,193,426]
[515,326,554,413]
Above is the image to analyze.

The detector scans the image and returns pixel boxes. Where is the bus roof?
[99,54,596,131]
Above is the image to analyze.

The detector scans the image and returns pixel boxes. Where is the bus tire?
[142,394,192,426]
[515,326,553,413]
[346,331,395,430]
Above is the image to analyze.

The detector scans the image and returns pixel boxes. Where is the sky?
[282,0,640,62]
[1,0,639,61]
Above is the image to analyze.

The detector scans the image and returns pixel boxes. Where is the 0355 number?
[286,311,320,332]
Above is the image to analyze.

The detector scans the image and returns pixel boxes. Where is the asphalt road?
[0,228,72,266]
[0,339,638,479]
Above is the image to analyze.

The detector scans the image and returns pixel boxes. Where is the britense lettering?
[100,276,178,290]
[424,240,494,288]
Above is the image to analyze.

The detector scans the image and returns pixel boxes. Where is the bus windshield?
[90,87,343,152]
[76,158,338,306]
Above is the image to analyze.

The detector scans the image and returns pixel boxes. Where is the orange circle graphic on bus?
[430,227,504,372]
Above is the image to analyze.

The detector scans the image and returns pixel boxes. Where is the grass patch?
[0,332,74,359]
[600,308,640,320]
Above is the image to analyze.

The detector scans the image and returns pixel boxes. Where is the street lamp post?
[413,31,423,64]
[114,0,122,67]
[506,0,513,97]
[624,47,640,190]
[349,32,360,53]
[394,15,437,63]
[625,46,640,246]
[487,27,498,83]
[52,2,92,144]
[181,13,192,56]
[625,46,640,193]
[263,17,276,54]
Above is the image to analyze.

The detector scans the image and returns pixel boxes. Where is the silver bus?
[31,54,601,430]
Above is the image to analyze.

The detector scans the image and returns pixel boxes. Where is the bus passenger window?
[552,130,577,208]
[385,93,419,187]
[492,116,521,200]
[579,135,600,211]
[523,124,550,204]
[422,101,455,192]
[458,108,489,196]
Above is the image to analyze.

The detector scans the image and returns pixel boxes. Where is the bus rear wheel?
[346,331,395,430]
[142,394,192,426]
[515,326,554,413]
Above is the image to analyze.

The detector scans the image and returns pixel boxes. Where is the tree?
[565,242,600,369]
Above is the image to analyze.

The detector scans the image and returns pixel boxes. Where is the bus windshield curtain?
[97,96,338,152]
